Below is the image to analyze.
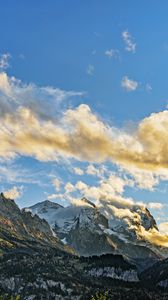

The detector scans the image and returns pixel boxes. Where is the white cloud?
[0,72,83,120]
[0,163,47,187]
[0,53,11,70]
[48,193,64,200]
[147,202,164,210]
[70,197,93,207]
[73,167,84,175]
[103,174,126,195]
[52,178,62,191]
[86,164,105,178]
[122,166,159,191]
[122,30,136,53]
[65,182,76,193]
[0,164,20,183]
[86,164,98,176]
[108,205,140,224]
[75,180,88,191]
[104,49,119,59]
[0,72,11,95]
[74,172,130,201]
[121,76,138,91]
[86,64,94,76]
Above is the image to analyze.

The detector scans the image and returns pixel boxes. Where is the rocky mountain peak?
[141,207,158,231]
[81,197,96,208]
[29,199,63,215]
[27,196,167,265]
[0,192,14,202]
[0,192,71,253]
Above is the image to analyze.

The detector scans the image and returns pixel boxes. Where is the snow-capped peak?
[27,197,167,263]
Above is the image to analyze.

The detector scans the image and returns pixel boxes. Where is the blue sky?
[0,1,168,227]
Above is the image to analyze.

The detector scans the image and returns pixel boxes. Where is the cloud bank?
[1,72,168,182]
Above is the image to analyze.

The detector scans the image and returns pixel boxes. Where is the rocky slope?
[0,193,71,254]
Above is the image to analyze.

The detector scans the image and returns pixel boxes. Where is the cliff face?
[0,193,71,253]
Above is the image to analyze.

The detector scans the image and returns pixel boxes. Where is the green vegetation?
[0,296,20,300]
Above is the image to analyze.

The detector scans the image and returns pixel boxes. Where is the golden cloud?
[1,73,168,247]
[139,226,168,247]
[158,222,168,235]
[3,186,23,199]
[1,72,168,178]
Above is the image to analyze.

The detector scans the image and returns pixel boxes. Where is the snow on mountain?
[27,200,63,227]
[27,196,166,267]
[97,198,158,244]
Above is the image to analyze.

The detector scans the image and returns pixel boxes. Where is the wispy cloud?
[0,162,52,188]
[147,202,164,210]
[146,83,152,93]
[122,30,136,53]
[121,166,159,191]
[19,54,25,60]
[73,167,84,175]
[104,49,119,59]
[0,53,11,70]
[121,76,138,91]
[86,64,94,75]
[52,178,62,191]
[86,164,106,178]
[0,72,83,120]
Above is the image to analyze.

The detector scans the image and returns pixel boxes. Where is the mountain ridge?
[0,193,73,254]
[28,197,167,269]
[1,192,168,299]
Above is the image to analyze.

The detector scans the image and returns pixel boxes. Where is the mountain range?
[28,196,167,269]
[0,192,168,299]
